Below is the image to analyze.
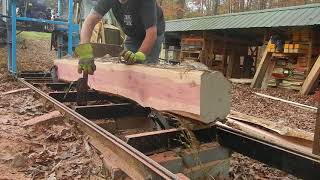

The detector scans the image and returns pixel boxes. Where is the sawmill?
[1,0,320,179]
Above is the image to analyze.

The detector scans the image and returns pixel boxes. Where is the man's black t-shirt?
[94,0,165,41]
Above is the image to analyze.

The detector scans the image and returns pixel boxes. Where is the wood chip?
[22,111,62,127]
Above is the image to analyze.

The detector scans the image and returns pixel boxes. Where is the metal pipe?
[58,0,62,17]
[16,17,67,25]
[67,0,73,55]
[10,0,17,74]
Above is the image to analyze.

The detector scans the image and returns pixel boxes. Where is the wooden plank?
[226,51,236,78]
[228,110,314,142]
[229,78,252,84]
[222,47,228,76]
[1,88,30,95]
[261,59,276,89]
[22,111,62,127]
[301,55,320,95]
[220,119,313,155]
[251,47,272,88]
[54,59,231,124]
[313,105,320,155]
[233,54,241,78]
[307,31,314,72]
[254,92,317,112]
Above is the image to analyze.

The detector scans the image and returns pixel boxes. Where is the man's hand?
[120,50,146,65]
[75,44,96,75]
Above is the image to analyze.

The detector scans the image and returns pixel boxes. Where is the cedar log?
[55,59,231,124]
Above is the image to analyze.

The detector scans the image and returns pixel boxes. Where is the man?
[77,0,165,75]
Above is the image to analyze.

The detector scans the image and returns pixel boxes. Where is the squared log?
[54,59,231,123]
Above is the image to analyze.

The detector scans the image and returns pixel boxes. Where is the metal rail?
[216,122,320,180]
[19,78,178,180]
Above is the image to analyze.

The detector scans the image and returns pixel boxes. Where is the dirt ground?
[229,84,316,180]
[0,39,315,179]
[0,40,107,179]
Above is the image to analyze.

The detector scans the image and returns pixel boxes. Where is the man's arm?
[80,0,114,44]
[138,0,158,55]
[138,25,157,55]
[80,11,103,44]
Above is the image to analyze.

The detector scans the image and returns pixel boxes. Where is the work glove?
[75,43,96,75]
[120,50,146,65]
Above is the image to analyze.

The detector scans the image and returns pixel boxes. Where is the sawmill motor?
[16,0,53,32]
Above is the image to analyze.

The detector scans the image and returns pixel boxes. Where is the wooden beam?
[226,51,235,78]
[251,47,273,88]
[261,59,275,89]
[301,55,320,95]
[55,59,231,124]
[313,104,320,155]
[222,38,228,76]
[307,30,314,72]
[226,51,240,78]
[233,54,241,78]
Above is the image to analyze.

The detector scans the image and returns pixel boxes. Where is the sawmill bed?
[15,70,320,180]
[18,71,231,179]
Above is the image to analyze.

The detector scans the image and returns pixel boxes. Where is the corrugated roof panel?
[239,13,261,28]
[247,12,269,27]
[200,17,216,30]
[308,8,320,25]
[292,8,313,26]
[220,16,239,29]
[282,10,306,26]
[268,11,291,27]
[165,3,320,32]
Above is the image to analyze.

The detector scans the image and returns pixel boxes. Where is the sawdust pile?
[0,40,106,179]
[0,39,55,72]
[229,84,315,179]
[231,84,316,132]
[230,153,298,180]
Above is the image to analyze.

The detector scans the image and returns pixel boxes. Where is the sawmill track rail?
[216,121,320,180]
[16,71,320,180]
[18,77,179,180]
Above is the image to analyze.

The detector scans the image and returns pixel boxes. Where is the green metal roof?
[166,3,320,32]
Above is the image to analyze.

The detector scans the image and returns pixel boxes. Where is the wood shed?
[164,3,320,95]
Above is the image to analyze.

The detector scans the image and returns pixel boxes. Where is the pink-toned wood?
[54,59,231,123]
[22,111,62,127]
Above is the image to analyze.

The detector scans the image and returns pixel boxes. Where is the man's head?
[118,0,128,4]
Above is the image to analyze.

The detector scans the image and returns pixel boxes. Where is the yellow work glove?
[75,43,96,75]
[120,50,146,65]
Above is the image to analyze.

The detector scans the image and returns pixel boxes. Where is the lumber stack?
[54,59,231,124]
